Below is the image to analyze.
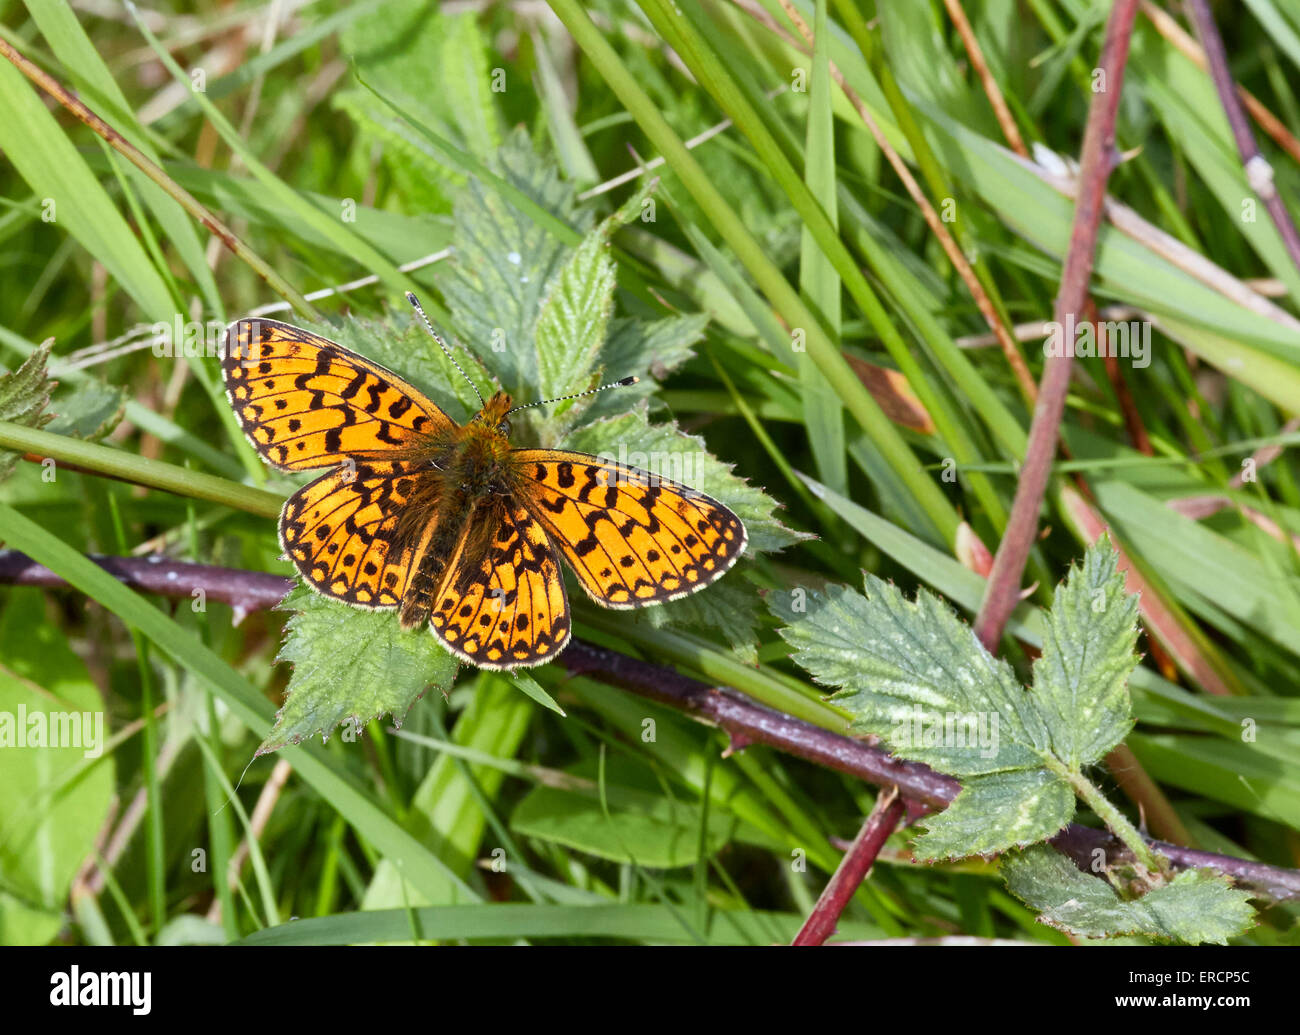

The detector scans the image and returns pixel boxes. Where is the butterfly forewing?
[280,459,436,609]
[428,500,570,667]
[222,318,454,471]
[511,449,747,609]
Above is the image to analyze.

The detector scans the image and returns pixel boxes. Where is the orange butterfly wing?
[511,449,747,609]
[222,318,455,471]
[280,459,438,609]
[427,499,570,668]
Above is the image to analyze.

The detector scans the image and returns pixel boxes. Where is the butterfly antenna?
[405,292,485,408]
[505,376,639,416]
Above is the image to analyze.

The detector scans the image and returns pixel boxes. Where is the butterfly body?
[223,315,747,669]
[392,395,520,630]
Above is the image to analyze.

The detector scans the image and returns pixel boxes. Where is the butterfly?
[221,293,748,669]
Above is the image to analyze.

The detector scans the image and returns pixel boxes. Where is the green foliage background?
[1,0,1299,945]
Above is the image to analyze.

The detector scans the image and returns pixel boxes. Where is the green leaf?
[45,382,126,443]
[0,893,62,946]
[1032,537,1139,769]
[511,756,735,868]
[263,586,459,755]
[912,769,1075,859]
[0,588,114,927]
[639,576,761,665]
[342,2,502,162]
[332,90,458,215]
[771,540,1145,859]
[534,224,618,402]
[582,313,706,422]
[1002,845,1256,945]
[508,671,566,716]
[0,342,54,482]
[772,576,1050,776]
[439,130,587,393]
[797,0,847,496]
[604,313,705,380]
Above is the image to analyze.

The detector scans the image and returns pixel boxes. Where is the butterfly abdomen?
[397,435,511,631]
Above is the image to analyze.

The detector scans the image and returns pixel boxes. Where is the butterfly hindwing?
[280,459,436,609]
[512,449,747,609]
[222,318,455,471]
[428,499,570,668]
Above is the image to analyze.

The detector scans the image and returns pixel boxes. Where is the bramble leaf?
[770,539,1141,860]
[337,3,503,212]
[1002,845,1256,945]
[911,769,1075,859]
[263,586,458,754]
[0,342,55,482]
[534,221,617,405]
[46,382,127,443]
[439,129,589,393]
[1032,541,1139,768]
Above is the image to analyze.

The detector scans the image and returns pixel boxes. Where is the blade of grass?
[797,0,848,497]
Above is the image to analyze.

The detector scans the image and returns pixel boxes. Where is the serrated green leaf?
[531,182,657,430]
[771,541,1146,860]
[0,343,54,482]
[1032,536,1139,768]
[1002,845,1256,945]
[264,586,459,754]
[535,228,617,402]
[598,314,705,385]
[639,576,760,665]
[343,3,501,161]
[913,769,1073,860]
[576,313,706,425]
[45,382,126,443]
[771,576,1050,776]
[331,91,459,215]
[440,130,588,391]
